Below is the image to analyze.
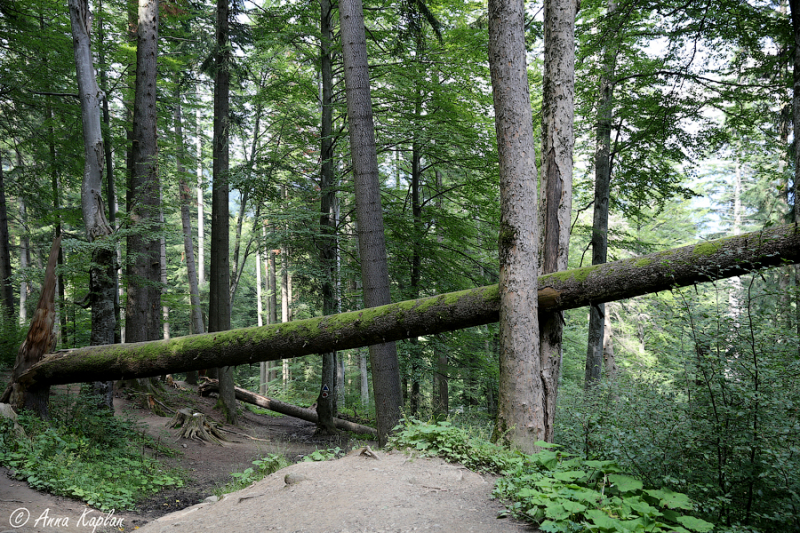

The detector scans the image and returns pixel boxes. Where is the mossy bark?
[12,224,800,390]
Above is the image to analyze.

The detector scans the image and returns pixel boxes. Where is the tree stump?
[168,408,227,445]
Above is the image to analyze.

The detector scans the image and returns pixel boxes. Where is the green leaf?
[644,489,693,510]
[553,470,586,482]
[561,500,588,514]
[625,498,659,517]
[675,515,715,532]
[534,441,561,449]
[608,474,643,493]
[585,509,625,530]
[545,502,571,521]
[535,451,560,470]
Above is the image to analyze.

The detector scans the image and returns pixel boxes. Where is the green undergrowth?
[215,453,291,497]
[0,394,184,511]
[302,446,344,462]
[216,447,345,497]
[390,418,715,533]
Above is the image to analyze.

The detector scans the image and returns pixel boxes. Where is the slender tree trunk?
[317,0,338,434]
[0,152,12,319]
[69,0,117,407]
[791,0,800,355]
[340,0,402,446]
[160,192,169,340]
[586,0,615,388]
[210,0,236,424]
[268,250,278,384]
[602,306,617,379]
[18,195,29,325]
[283,251,292,389]
[433,337,448,416]
[538,0,576,442]
[489,0,543,453]
[196,104,205,287]
[175,97,201,384]
[408,88,423,417]
[257,249,266,393]
[97,0,120,345]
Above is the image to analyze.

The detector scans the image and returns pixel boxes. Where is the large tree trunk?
[538,0,577,443]
[69,0,117,407]
[317,0,338,435]
[199,381,376,437]
[127,0,161,348]
[586,0,615,389]
[0,152,13,319]
[488,0,543,454]
[12,224,800,389]
[340,0,402,446]
[210,0,236,424]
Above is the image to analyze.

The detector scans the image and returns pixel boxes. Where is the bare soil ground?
[1,383,534,533]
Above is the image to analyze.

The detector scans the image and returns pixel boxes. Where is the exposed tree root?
[168,408,227,445]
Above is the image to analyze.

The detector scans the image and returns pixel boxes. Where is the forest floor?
[1,382,534,533]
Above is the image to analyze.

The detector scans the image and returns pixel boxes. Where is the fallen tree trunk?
[199,381,377,437]
[13,224,800,389]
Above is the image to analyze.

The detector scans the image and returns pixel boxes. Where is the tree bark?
[199,381,377,437]
[0,152,14,319]
[97,0,120,346]
[69,0,116,407]
[340,0,402,446]
[210,0,236,424]
[791,0,800,356]
[176,96,202,385]
[433,337,448,417]
[12,224,800,389]
[1,237,61,417]
[586,0,615,389]
[196,101,206,287]
[488,0,543,453]
[317,0,338,434]
[18,195,29,325]
[539,0,577,442]
[127,0,161,346]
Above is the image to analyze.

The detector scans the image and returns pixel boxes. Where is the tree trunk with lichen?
[9,224,800,393]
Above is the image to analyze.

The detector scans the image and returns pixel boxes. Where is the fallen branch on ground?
[199,380,378,437]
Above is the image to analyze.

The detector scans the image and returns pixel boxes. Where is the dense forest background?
[0,0,798,530]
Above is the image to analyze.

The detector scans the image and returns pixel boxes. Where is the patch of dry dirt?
[1,383,534,533]
[138,450,532,533]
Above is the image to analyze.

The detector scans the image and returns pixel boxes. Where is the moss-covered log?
[13,224,800,389]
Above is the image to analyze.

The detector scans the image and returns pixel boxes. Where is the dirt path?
[1,384,534,533]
